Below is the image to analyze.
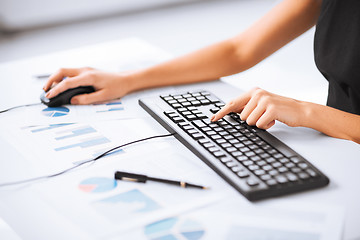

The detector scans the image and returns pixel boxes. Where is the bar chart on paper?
[144,217,205,240]
[95,101,124,113]
[13,122,127,169]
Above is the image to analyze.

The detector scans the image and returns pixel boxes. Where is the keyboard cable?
[0,132,176,188]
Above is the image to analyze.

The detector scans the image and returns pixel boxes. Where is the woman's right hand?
[43,67,137,105]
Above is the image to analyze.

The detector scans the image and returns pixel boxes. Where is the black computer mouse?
[40,86,95,107]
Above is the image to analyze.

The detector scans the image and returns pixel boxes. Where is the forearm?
[302,103,360,143]
[130,39,242,91]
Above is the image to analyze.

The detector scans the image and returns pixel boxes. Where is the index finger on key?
[210,92,252,122]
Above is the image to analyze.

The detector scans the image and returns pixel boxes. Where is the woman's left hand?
[211,87,307,129]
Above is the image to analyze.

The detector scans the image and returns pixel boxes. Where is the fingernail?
[210,115,215,122]
[46,91,52,98]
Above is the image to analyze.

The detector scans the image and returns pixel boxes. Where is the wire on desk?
[0,103,42,114]
[0,132,175,188]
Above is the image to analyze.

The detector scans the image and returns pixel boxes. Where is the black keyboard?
[139,90,329,201]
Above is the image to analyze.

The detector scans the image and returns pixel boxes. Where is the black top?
[314,0,360,115]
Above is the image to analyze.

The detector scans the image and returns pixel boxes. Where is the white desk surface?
[0,38,359,240]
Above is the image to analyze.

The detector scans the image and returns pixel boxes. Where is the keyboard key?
[285,162,295,168]
[299,172,310,180]
[279,158,289,164]
[206,130,216,136]
[254,169,266,176]
[250,156,261,161]
[234,142,245,148]
[182,111,192,116]
[202,127,212,132]
[266,179,277,187]
[231,166,243,172]
[275,175,288,184]
[256,160,267,166]
[200,99,211,105]
[213,151,226,158]
[192,133,204,140]
[237,171,249,178]
[220,143,231,149]
[216,139,227,144]
[183,125,193,131]
[291,157,301,163]
[236,156,248,162]
[269,169,279,176]
[274,153,283,159]
[266,157,276,164]
[191,100,201,106]
[306,169,318,178]
[291,167,301,173]
[206,95,221,103]
[196,114,207,119]
[224,135,234,140]
[247,178,259,187]
[172,117,185,123]
[203,143,214,148]
[220,156,232,163]
[187,129,198,134]
[286,173,298,182]
[248,165,260,171]
[226,147,237,152]
[208,147,220,152]
[260,174,272,181]
[193,120,206,128]
[226,161,238,167]
[243,160,254,166]
[262,165,273,171]
[168,99,177,104]
[198,139,210,145]
[219,131,229,136]
[240,147,250,152]
[229,139,240,144]
[172,103,182,108]
[298,163,309,169]
[272,162,282,168]
[231,151,243,157]
[172,95,182,99]
[210,108,220,114]
[186,115,197,121]
[210,135,222,140]
[245,151,255,157]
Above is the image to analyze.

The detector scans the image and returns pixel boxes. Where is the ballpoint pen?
[114,171,209,190]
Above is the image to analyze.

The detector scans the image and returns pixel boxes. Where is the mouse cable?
[0,132,176,188]
[0,102,42,114]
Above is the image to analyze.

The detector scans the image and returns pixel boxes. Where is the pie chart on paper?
[78,177,117,193]
[42,107,70,117]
